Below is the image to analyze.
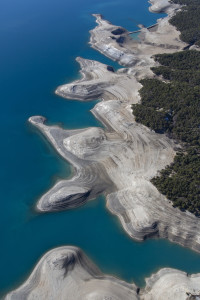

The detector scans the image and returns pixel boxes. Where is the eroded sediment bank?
[6,0,200,298]
[5,246,200,300]
[28,0,200,252]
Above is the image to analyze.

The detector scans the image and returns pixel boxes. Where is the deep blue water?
[1,0,200,297]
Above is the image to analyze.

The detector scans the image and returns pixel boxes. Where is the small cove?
[0,0,200,297]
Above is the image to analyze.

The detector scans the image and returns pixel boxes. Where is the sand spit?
[5,247,200,300]
[28,0,200,252]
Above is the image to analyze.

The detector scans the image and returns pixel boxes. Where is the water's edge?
[1,0,200,298]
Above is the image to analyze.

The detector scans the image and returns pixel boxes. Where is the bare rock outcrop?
[28,0,200,252]
[90,14,137,67]
[89,9,186,71]
[5,246,139,300]
[56,57,141,102]
[141,268,200,300]
[149,0,180,14]
[10,0,200,298]
[30,56,200,252]
[29,116,114,212]
[5,247,200,300]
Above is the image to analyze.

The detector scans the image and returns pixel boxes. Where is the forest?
[132,0,200,216]
[170,0,200,46]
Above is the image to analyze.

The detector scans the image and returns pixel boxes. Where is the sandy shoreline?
[5,0,200,298]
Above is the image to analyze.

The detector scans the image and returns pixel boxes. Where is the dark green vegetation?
[132,0,200,216]
[170,0,200,46]
[133,54,200,145]
[152,150,200,215]
[132,51,200,216]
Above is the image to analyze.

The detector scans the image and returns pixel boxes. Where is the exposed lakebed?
[1,0,200,297]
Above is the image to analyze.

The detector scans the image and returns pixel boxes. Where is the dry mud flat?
[5,246,200,300]
[6,0,200,298]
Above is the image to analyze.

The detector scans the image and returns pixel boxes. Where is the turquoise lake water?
[1,0,200,297]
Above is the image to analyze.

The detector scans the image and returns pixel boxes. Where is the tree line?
[170,0,200,46]
[132,49,200,215]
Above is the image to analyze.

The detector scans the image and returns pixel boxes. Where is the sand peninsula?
[6,0,200,298]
